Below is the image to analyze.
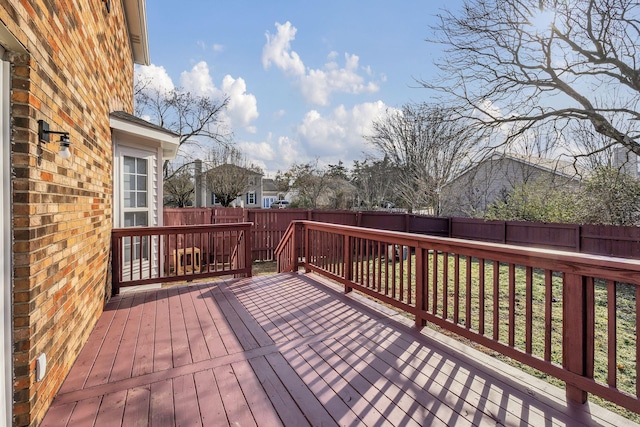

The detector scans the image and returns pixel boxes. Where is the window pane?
[123,175,133,191]
[135,212,148,226]
[137,175,147,191]
[137,192,147,208]
[124,194,133,208]
[124,156,136,174]
[137,159,147,174]
[124,212,134,227]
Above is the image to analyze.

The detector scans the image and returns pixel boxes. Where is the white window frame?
[0,49,11,427]
[116,148,154,266]
[115,147,154,228]
[246,191,256,205]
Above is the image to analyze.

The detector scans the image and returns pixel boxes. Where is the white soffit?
[110,115,179,160]
[122,0,150,65]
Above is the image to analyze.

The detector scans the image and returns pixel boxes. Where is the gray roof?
[110,111,179,138]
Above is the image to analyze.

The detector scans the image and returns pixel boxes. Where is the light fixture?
[38,120,71,159]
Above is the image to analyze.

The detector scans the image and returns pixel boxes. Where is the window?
[246,191,256,205]
[211,193,217,205]
[263,196,276,208]
[123,156,149,262]
[123,156,148,210]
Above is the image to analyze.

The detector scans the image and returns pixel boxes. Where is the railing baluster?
[454,253,459,324]
[544,269,552,361]
[432,250,439,314]
[442,252,448,320]
[607,279,617,388]
[525,266,533,354]
[637,285,640,398]
[509,263,516,347]
[377,241,382,293]
[479,258,485,336]
[465,256,472,329]
[493,260,500,341]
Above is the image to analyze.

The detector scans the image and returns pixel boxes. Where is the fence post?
[563,273,591,404]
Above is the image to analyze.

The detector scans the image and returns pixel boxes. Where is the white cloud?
[179,61,259,132]
[237,141,276,161]
[212,43,225,53]
[294,101,388,162]
[236,101,388,174]
[134,64,175,94]
[299,53,380,106]
[277,136,301,166]
[180,61,217,96]
[262,21,305,76]
[262,22,381,105]
[220,75,259,129]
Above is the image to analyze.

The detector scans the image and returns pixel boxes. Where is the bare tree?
[427,0,640,157]
[163,165,195,208]
[283,161,331,209]
[351,157,399,209]
[205,146,262,207]
[365,103,477,213]
[134,79,230,177]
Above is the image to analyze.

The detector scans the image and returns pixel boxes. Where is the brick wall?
[1,1,136,425]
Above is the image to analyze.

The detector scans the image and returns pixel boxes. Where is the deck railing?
[111,223,252,295]
[275,220,640,415]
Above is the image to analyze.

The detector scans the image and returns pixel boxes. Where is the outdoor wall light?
[38,120,71,159]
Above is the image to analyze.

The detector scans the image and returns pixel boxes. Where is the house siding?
[441,157,581,217]
[2,1,135,426]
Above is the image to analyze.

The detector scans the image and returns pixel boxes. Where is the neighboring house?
[0,2,174,426]
[261,178,281,208]
[441,153,584,217]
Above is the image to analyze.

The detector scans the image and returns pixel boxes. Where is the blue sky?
[138,1,463,175]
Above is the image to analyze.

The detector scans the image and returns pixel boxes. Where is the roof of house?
[262,178,278,192]
[446,152,586,186]
[110,111,180,159]
[123,0,150,65]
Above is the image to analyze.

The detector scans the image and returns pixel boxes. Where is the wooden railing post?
[563,272,589,404]
[304,224,310,273]
[292,223,299,272]
[111,234,121,296]
[244,226,252,277]
[344,234,353,293]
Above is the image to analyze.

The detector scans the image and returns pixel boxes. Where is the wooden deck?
[41,273,637,427]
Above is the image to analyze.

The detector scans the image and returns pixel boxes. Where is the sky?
[138,1,464,175]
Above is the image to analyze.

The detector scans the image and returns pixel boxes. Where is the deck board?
[41,273,640,427]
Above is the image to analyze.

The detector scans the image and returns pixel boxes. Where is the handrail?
[274,221,300,273]
[111,223,253,295]
[282,220,640,415]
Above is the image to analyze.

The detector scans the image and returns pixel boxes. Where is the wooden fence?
[164,208,640,261]
[275,220,640,415]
